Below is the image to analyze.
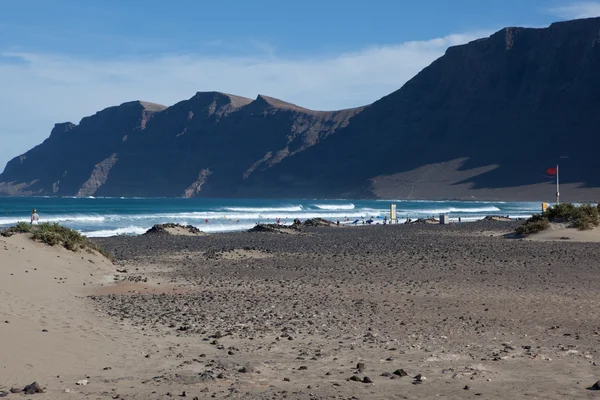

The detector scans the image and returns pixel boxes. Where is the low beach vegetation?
[1,222,112,259]
[516,203,600,235]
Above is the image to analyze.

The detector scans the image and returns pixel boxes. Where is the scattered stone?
[283,378,291,382]
[464,385,470,390]
[76,379,88,386]
[356,362,365,372]
[0,391,9,397]
[103,367,112,370]
[413,374,425,384]
[589,381,600,390]
[10,387,22,393]
[362,376,373,383]
[348,376,362,382]
[393,369,408,377]
[23,381,44,394]
[298,366,308,370]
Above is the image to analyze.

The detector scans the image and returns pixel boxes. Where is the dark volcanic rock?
[247,224,300,234]
[302,218,334,227]
[144,223,204,236]
[23,382,43,394]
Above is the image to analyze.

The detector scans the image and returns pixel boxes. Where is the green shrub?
[571,204,600,230]
[544,203,579,221]
[516,203,600,235]
[3,221,112,260]
[14,221,32,233]
[515,214,550,235]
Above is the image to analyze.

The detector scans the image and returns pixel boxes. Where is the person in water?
[30,209,40,225]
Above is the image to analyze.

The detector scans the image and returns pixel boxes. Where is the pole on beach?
[556,164,560,205]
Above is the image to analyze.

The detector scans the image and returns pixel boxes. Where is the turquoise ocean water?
[0,197,540,237]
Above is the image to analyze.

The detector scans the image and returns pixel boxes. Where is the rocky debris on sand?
[0,391,8,397]
[483,215,512,222]
[412,374,426,384]
[23,382,44,394]
[248,224,300,234]
[198,372,216,382]
[356,362,366,372]
[144,223,205,236]
[589,381,600,390]
[76,379,88,386]
[410,217,438,225]
[302,218,334,227]
[393,369,408,377]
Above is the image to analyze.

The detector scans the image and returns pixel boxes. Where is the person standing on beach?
[30,209,40,225]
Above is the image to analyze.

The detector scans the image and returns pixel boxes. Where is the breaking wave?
[313,203,355,210]
[224,206,303,212]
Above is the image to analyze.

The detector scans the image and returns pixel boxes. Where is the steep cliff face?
[0,91,362,197]
[0,101,166,196]
[242,18,600,200]
[3,18,600,200]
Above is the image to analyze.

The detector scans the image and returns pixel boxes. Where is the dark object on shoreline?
[248,224,301,234]
[144,223,204,235]
[410,217,438,225]
[483,215,512,222]
[303,218,334,227]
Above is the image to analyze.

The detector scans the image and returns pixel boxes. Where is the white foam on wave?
[82,226,149,237]
[0,215,106,225]
[201,223,257,233]
[313,203,355,210]
[224,206,303,212]
[409,206,501,214]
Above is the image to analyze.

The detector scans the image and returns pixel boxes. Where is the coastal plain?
[2,221,600,399]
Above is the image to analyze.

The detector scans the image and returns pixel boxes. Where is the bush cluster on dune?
[516,203,600,235]
[1,222,112,259]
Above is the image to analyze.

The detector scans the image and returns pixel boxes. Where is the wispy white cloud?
[548,1,600,19]
[0,30,490,170]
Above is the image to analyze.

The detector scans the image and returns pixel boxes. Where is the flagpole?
[556,164,560,205]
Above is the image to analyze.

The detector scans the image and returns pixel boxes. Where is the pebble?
[393,369,408,377]
[24,381,44,394]
[76,379,89,386]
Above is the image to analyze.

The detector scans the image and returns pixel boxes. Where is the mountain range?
[3,17,600,201]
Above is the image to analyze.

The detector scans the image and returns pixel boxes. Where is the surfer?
[30,209,40,225]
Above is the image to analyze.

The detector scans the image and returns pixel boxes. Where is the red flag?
[546,167,557,175]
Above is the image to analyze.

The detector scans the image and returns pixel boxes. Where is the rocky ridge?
[3,18,600,200]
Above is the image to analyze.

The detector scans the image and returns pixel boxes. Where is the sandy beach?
[2,221,600,399]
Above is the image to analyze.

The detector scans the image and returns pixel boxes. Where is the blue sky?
[1,0,600,169]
